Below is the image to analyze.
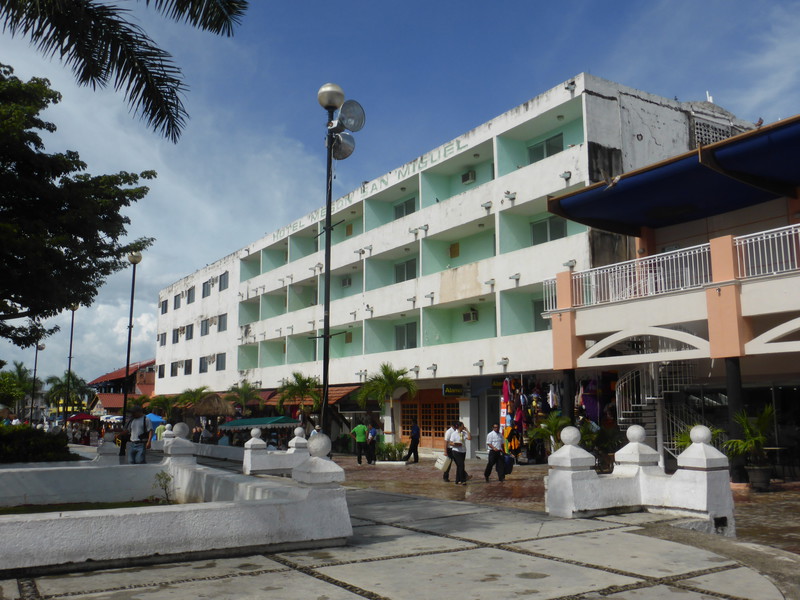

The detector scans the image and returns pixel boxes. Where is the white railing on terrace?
[543,278,558,312]
[570,244,712,308]
[735,223,800,279]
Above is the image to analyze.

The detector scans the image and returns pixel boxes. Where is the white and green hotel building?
[154,73,752,455]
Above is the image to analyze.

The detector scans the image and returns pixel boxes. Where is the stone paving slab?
[276,524,474,567]
[595,513,682,525]
[347,496,492,524]
[38,569,364,600]
[681,566,786,600]
[511,528,735,578]
[34,555,286,596]
[394,509,618,544]
[344,489,410,506]
[314,546,642,600]
[0,579,21,600]
[581,584,754,599]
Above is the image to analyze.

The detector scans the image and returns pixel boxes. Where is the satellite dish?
[339,99,365,132]
[332,132,356,160]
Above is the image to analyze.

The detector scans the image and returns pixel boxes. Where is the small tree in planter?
[723,405,775,491]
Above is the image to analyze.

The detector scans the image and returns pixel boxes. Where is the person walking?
[442,422,456,482]
[403,418,421,463]
[448,422,471,485]
[351,421,368,465]
[484,423,506,482]
[366,423,379,465]
[124,405,153,464]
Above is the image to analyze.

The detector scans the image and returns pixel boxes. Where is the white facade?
[154,73,751,447]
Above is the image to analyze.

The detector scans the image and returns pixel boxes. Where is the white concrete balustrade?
[545,424,735,537]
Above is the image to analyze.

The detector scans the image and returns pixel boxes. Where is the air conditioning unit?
[179,326,186,334]
[210,276,219,286]
[210,316,218,325]
[207,355,216,364]
[341,276,352,288]
[461,170,476,185]
[180,290,186,298]
[462,308,479,323]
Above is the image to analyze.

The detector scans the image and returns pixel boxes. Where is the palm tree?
[8,361,31,414]
[178,386,215,410]
[147,394,183,422]
[530,412,572,454]
[0,0,248,142]
[225,380,261,417]
[45,370,92,418]
[356,363,418,441]
[276,372,321,416]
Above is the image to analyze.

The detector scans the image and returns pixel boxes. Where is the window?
[393,197,416,220]
[199,356,208,373]
[345,223,353,237]
[215,353,226,371]
[219,271,229,291]
[172,328,179,344]
[531,216,567,246]
[158,332,166,347]
[449,243,460,259]
[528,133,564,164]
[170,361,181,377]
[185,323,194,340]
[218,313,227,332]
[184,359,192,375]
[394,258,417,283]
[533,299,551,332]
[186,286,195,304]
[344,331,353,344]
[173,294,181,310]
[200,319,210,336]
[395,322,417,350]
[202,281,211,298]
[160,299,168,314]
[157,364,165,378]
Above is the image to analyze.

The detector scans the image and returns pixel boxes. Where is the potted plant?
[723,405,775,491]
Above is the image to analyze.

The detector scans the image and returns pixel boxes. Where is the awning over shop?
[261,385,361,407]
[218,416,300,431]
[548,115,800,237]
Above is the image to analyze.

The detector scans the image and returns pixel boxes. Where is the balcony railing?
[735,223,800,279]
[570,244,712,308]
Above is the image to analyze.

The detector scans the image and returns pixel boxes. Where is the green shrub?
[0,425,79,463]
[375,441,406,461]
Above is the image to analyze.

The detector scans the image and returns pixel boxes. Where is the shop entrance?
[401,390,461,450]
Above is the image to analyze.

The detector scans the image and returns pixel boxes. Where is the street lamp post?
[29,343,45,422]
[121,251,142,429]
[63,304,78,424]
[316,84,364,433]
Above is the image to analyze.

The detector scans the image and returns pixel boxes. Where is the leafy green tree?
[530,412,572,454]
[178,386,214,408]
[0,64,154,347]
[0,0,248,141]
[356,363,417,440]
[276,372,320,416]
[5,361,31,413]
[0,371,25,414]
[225,380,261,416]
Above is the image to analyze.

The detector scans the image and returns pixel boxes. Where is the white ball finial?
[251,427,262,439]
[172,422,190,439]
[307,433,331,457]
[690,425,712,445]
[626,424,646,443]
[294,426,306,439]
[560,426,581,446]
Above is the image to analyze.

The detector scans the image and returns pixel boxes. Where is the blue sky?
[2,0,799,388]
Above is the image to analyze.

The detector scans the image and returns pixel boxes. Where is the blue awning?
[548,115,800,236]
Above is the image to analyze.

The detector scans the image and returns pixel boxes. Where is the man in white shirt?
[484,423,506,482]
[448,422,471,485]
[125,405,152,464]
[442,423,456,482]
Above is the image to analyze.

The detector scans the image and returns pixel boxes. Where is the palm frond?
[144,0,248,36]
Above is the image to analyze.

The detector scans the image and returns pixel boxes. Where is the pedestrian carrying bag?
[435,454,452,471]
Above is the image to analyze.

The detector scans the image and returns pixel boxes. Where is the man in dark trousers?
[442,422,457,482]
[484,423,506,482]
[403,418,421,463]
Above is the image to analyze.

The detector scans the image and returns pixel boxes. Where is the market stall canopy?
[100,415,123,422]
[219,416,300,432]
[547,114,800,237]
[145,413,164,425]
[67,413,99,422]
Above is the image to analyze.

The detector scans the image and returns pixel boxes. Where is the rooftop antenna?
[705,90,714,103]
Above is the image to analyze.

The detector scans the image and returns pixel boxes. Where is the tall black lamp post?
[121,251,142,428]
[316,83,365,433]
[63,304,78,423]
[29,342,45,422]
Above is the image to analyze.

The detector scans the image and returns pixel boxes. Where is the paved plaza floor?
[2,450,797,599]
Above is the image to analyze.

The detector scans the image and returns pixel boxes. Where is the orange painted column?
[706,235,750,358]
[636,227,656,257]
[552,271,584,370]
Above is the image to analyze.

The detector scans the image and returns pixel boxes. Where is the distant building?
[154,73,760,455]
[88,359,155,415]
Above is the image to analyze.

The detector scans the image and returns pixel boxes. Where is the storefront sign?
[442,384,464,397]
